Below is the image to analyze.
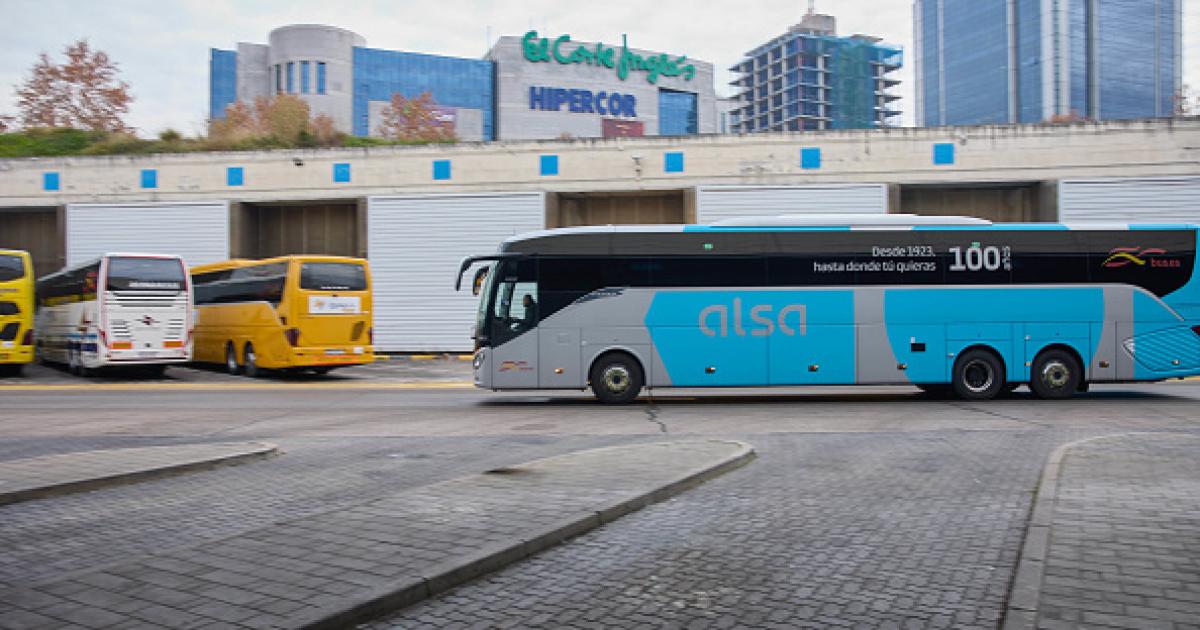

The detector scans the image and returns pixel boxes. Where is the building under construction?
[728,3,902,132]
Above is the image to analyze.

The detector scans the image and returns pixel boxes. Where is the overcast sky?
[2,0,1197,136]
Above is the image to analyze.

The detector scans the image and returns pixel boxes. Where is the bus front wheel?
[952,349,1005,401]
[243,343,260,378]
[590,353,644,404]
[1030,349,1081,400]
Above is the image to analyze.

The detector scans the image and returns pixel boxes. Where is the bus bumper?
[0,346,34,364]
[289,346,376,367]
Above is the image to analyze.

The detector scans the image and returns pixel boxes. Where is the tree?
[376,92,457,142]
[14,39,133,132]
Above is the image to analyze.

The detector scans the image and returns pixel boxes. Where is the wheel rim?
[245,346,256,375]
[962,359,994,393]
[226,346,237,373]
[602,365,630,395]
[1040,360,1071,390]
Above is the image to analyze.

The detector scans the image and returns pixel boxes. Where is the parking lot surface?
[1,361,1199,628]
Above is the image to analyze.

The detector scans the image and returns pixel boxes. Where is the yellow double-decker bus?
[190,256,375,376]
[0,249,35,376]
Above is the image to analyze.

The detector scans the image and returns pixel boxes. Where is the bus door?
[488,259,539,389]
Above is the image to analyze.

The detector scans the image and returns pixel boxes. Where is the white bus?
[36,253,193,375]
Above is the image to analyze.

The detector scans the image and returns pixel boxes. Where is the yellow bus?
[190,256,375,376]
[0,249,35,376]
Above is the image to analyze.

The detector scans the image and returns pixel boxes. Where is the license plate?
[325,349,346,356]
[138,351,159,358]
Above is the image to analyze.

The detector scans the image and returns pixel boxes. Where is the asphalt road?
[2,365,1199,628]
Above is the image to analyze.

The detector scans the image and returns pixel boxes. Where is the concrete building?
[728,6,902,132]
[3,119,1198,350]
[914,0,1183,126]
[210,25,717,143]
[487,32,716,140]
[210,25,494,141]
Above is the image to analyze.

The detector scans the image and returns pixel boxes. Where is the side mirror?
[472,267,488,296]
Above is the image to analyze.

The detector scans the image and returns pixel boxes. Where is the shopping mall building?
[209,25,717,142]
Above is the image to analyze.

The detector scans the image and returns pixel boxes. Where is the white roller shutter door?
[1059,177,1200,223]
[696,184,889,223]
[368,192,545,352]
[66,201,229,268]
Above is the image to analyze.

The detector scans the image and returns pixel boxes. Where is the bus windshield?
[106,256,186,292]
[300,262,367,291]
[474,263,497,344]
[0,255,24,282]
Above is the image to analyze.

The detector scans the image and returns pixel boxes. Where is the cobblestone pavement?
[2,383,1200,628]
[0,441,751,630]
[1030,433,1200,630]
[368,429,1136,630]
[0,435,642,590]
[0,441,275,506]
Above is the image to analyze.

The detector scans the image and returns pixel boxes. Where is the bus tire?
[68,345,83,376]
[243,343,260,378]
[590,352,643,404]
[1030,348,1081,400]
[225,342,241,376]
[952,349,1005,401]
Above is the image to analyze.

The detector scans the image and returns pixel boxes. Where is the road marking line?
[0,381,475,392]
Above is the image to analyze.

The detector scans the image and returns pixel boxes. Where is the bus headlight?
[473,349,485,370]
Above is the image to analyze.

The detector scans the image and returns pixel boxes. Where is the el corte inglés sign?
[522,31,696,84]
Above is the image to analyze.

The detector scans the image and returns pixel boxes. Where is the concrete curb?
[1001,433,1144,630]
[293,440,756,630]
[0,442,279,507]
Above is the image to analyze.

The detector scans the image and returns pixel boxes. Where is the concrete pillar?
[355,197,368,259]
[1037,181,1059,222]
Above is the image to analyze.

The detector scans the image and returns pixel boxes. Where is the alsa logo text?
[699,299,806,337]
[1102,247,1181,269]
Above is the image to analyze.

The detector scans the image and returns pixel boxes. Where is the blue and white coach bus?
[456,215,1200,403]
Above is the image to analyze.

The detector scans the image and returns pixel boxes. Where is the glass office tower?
[915,0,1182,126]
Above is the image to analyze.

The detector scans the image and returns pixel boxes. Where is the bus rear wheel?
[590,353,643,404]
[1030,349,1081,400]
[225,342,241,376]
[952,349,1005,401]
[243,343,260,378]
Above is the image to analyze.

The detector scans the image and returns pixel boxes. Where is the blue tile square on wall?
[433,160,451,181]
[801,147,821,169]
[664,152,684,173]
[140,169,157,189]
[43,172,60,191]
[333,163,351,183]
[226,167,244,186]
[540,155,559,176]
[933,143,955,165]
